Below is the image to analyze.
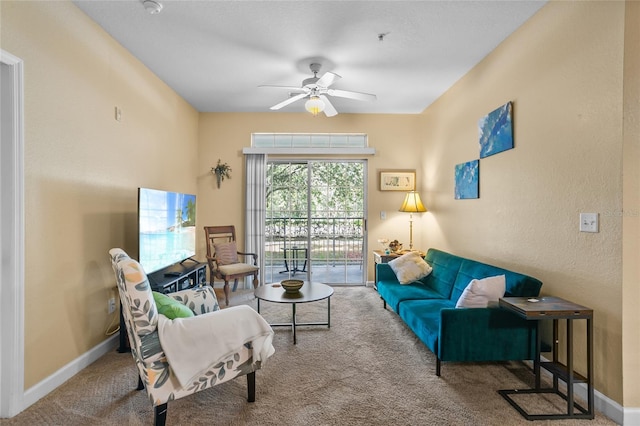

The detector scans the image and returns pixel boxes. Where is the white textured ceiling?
[73,0,545,115]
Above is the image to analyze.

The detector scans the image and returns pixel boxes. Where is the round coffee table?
[254,282,334,344]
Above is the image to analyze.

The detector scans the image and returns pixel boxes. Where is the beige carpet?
[2,287,616,425]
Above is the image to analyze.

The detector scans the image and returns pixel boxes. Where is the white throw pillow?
[455,275,506,308]
[388,252,433,284]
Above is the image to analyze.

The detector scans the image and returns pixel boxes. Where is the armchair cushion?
[170,286,220,315]
[153,291,195,319]
[214,241,239,265]
[218,263,260,276]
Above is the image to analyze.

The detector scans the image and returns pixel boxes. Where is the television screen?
[138,188,196,273]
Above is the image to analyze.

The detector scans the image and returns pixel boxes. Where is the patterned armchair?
[108,249,274,426]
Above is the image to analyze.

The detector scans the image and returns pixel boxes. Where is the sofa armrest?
[376,263,398,283]
[169,286,220,315]
[438,307,537,362]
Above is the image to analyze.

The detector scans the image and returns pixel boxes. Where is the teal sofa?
[376,248,543,376]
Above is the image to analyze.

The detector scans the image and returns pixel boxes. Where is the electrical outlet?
[579,213,598,233]
[108,297,116,314]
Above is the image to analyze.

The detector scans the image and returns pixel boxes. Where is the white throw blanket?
[157,305,275,387]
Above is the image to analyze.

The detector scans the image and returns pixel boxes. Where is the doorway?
[264,160,366,285]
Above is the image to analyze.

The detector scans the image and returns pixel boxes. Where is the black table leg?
[292,303,297,344]
[534,320,541,389]
[567,318,574,415]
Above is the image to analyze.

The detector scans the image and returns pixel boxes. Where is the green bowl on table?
[281,279,303,294]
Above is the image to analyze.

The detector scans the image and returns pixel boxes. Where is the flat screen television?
[138,187,196,274]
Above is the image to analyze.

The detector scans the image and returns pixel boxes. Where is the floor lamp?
[399,191,427,251]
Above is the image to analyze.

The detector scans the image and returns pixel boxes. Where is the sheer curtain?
[245,154,267,287]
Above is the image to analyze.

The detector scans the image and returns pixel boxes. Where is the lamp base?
[408,216,414,251]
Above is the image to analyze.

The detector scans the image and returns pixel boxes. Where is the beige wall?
[196,112,424,282]
[622,1,640,409]
[1,1,199,388]
[419,0,631,404]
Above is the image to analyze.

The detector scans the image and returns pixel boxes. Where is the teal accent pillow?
[152,291,195,319]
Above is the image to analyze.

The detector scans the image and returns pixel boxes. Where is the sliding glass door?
[264,160,366,285]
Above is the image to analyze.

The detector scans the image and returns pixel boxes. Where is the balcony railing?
[264,216,364,284]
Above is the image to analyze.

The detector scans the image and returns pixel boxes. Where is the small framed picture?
[379,170,416,191]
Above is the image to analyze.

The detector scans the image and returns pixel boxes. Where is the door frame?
[0,49,25,418]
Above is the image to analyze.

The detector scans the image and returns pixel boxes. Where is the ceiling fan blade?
[259,84,307,93]
[327,89,377,102]
[316,71,341,88]
[319,95,338,117]
[270,92,308,110]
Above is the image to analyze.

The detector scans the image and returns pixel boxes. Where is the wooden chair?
[204,225,259,306]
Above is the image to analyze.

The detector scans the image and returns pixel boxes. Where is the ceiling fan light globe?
[305,97,325,116]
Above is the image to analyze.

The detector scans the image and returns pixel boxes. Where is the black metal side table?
[498,296,594,420]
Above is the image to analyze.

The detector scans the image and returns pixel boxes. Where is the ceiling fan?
[259,63,377,117]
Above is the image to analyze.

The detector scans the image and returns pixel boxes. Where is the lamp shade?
[399,191,427,213]
[305,96,325,116]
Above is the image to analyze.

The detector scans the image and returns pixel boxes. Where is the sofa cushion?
[153,291,195,319]
[420,249,465,298]
[398,299,456,354]
[455,275,506,308]
[377,278,447,313]
[388,251,433,284]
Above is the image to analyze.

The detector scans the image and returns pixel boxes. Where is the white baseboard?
[22,335,118,411]
[623,407,640,425]
[594,385,624,425]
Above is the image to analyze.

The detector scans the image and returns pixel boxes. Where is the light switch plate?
[580,213,598,233]
[380,211,386,220]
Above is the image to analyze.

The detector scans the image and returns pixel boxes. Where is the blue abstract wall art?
[454,159,479,199]
[478,101,513,158]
